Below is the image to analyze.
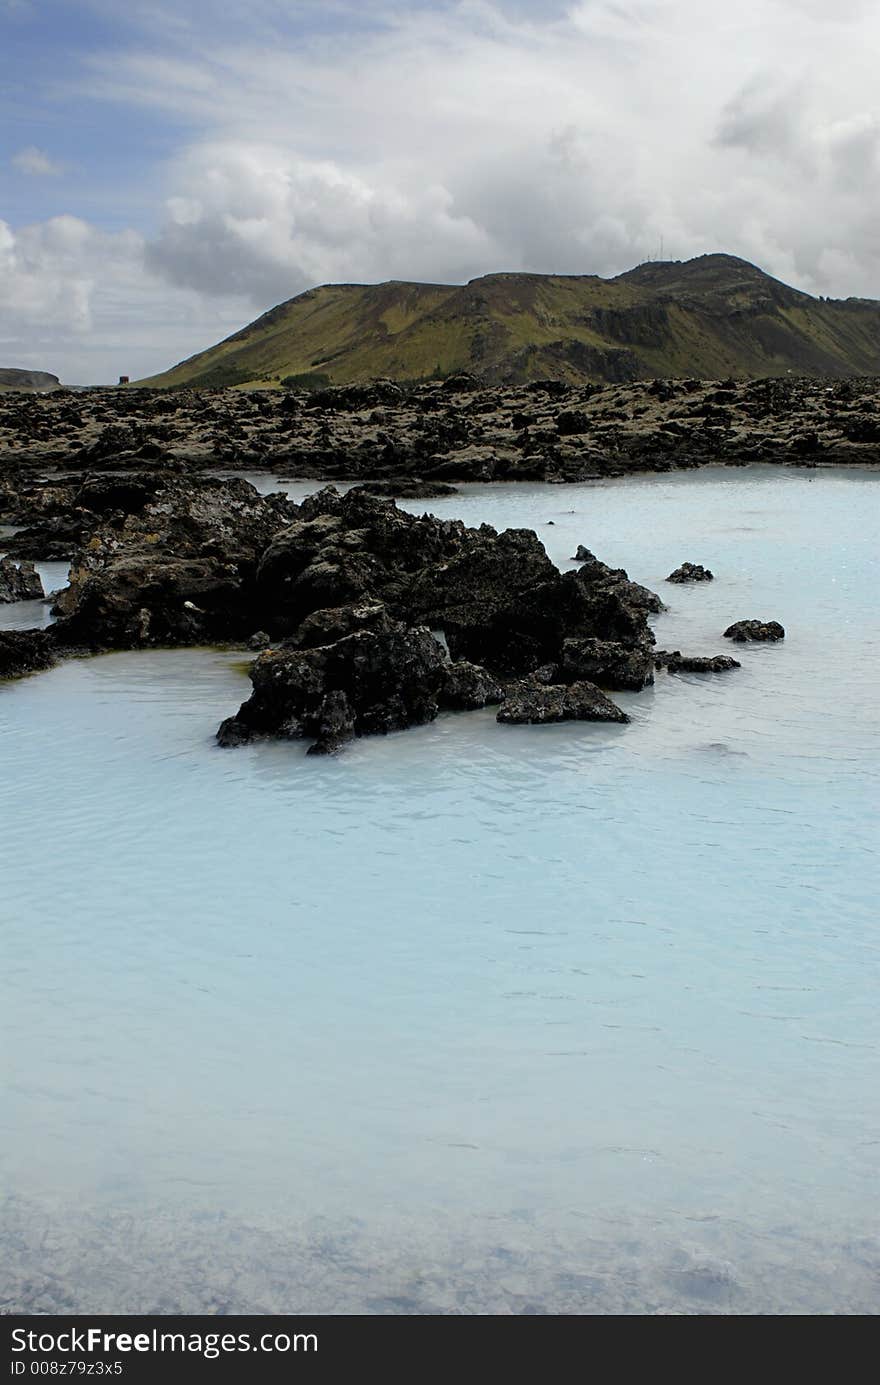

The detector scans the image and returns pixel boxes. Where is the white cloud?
[146,142,494,300]
[111,0,880,303]
[0,215,249,384]
[12,146,65,176]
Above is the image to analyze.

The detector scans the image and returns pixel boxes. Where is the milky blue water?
[1,467,878,1314]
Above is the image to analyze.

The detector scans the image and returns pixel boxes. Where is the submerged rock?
[0,557,44,603]
[723,619,785,642]
[497,679,629,725]
[667,562,714,583]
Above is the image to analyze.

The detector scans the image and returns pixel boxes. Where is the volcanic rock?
[667,562,714,583]
[723,620,785,642]
[218,622,447,748]
[665,654,741,673]
[496,679,629,725]
[440,660,504,710]
[51,475,299,649]
[0,629,56,678]
[0,558,44,603]
[561,636,654,690]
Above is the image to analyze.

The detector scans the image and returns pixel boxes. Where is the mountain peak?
[139,256,880,389]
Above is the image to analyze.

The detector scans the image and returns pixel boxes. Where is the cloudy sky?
[2,0,879,382]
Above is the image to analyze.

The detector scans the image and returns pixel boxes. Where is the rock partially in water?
[3,474,670,750]
[573,548,665,615]
[666,654,741,673]
[0,557,44,603]
[571,544,597,563]
[306,689,357,756]
[561,636,654,690]
[723,619,785,642]
[0,628,56,678]
[497,679,629,725]
[218,622,447,749]
[257,487,660,680]
[1,519,84,561]
[51,474,299,650]
[667,562,714,583]
[440,660,504,710]
[349,479,459,499]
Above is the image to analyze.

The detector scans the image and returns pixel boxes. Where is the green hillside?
[140,255,880,389]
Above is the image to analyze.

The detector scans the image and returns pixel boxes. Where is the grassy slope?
[139,255,880,388]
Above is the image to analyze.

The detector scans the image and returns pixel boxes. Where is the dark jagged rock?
[217,623,447,748]
[349,479,459,499]
[561,636,654,690]
[0,629,56,678]
[288,602,394,651]
[53,555,250,649]
[214,716,252,748]
[665,654,741,673]
[2,376,880,487]
[439,660,504,710]
[50,475,299,650]
[667,562,714,583]
[2,519,84,561]
[556,410,591,436]
[496,679,629,725]
[573,548,664,614]
[0,465,732,752]
[306,690,357,755]
[0,558,44,603]
[255,487,654,678]
[652,649,680,668]
[723,619,785,642]
[210,491,657,749]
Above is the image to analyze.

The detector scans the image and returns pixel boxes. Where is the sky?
[1,0,879,383]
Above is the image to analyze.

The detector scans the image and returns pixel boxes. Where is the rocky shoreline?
[1,375,878,488]
[0,463,787,752]
[1,373,812,749]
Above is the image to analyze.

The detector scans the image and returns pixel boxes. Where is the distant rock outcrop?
[0,369,60,392]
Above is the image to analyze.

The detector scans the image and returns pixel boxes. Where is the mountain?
[139,255,880,389]
[0,368,61,392]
